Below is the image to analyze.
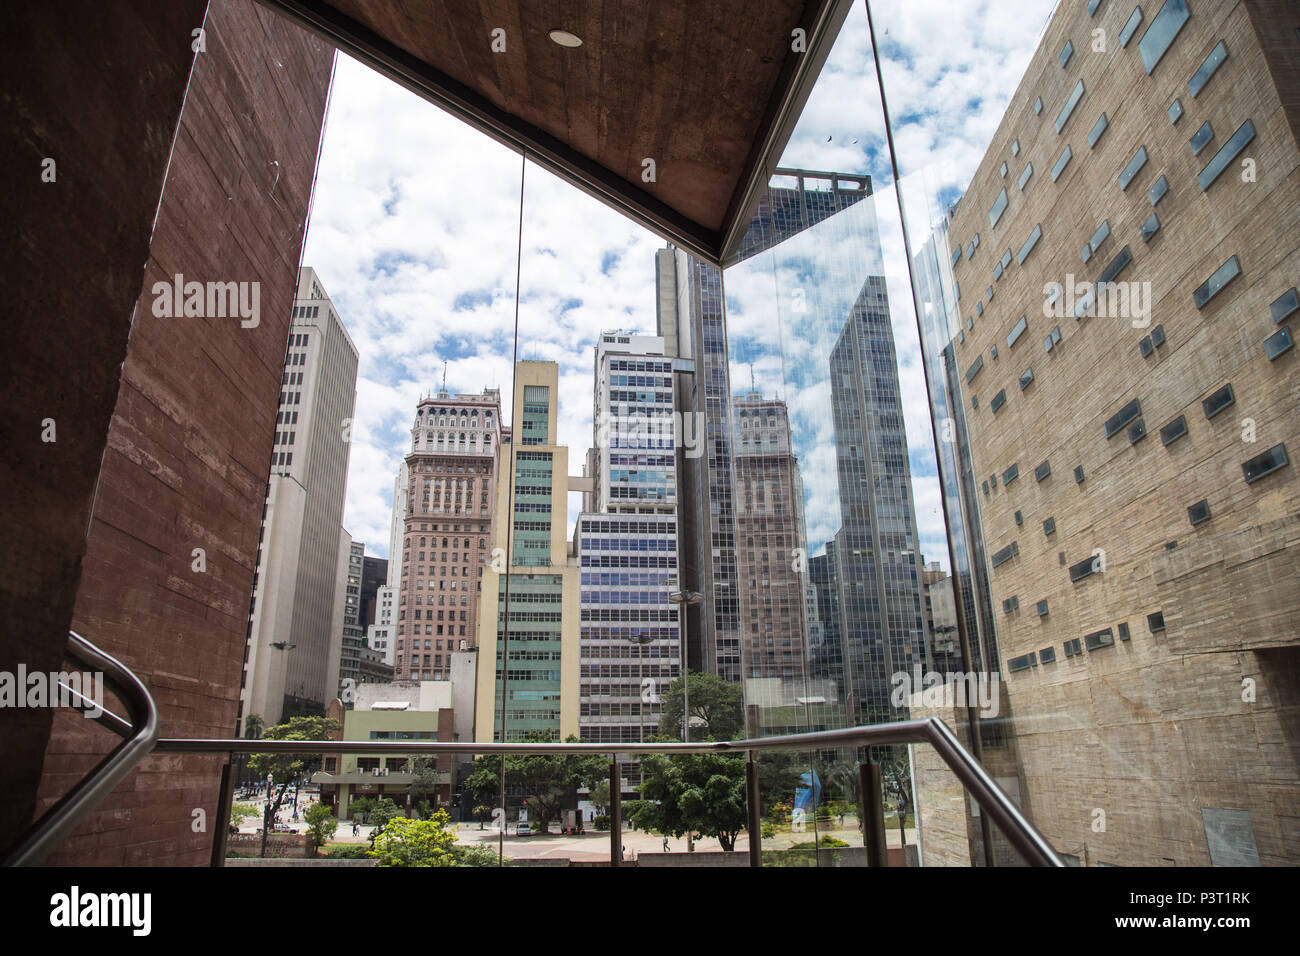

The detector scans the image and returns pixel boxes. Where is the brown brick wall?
[31,0,334,866]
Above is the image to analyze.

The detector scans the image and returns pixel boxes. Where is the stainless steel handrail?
[156,717,1063,866]
[3,631,160,867]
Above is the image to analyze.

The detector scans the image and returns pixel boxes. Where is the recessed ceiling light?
[549,29,583,48]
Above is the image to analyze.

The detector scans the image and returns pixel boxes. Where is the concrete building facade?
[913,0,1300,866]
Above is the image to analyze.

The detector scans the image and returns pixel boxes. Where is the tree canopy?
[463,731,606,832]
[656,671,744,741]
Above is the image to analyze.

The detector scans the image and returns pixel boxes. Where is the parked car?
[516,823,532,836]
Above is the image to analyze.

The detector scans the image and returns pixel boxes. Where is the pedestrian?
[662,835,669,852]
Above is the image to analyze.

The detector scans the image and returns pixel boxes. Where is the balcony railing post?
[860,761,888,867]
[211,755,235,868]
[609,757,621,867]
[746,751,761,867]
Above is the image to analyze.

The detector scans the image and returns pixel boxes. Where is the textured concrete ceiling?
[262,0,850,264]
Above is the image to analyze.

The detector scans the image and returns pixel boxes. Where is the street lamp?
[667,590,702,742]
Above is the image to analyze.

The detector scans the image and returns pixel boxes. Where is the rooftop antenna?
[442,361,448,391]
[750,363,756,395]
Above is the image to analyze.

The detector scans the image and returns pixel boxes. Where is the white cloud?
[305,0,1054,573]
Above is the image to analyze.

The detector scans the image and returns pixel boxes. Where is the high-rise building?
[240,267,359,731]
[475,362,582,742]
[367,465,409,665]
[656,169,871,685]
[577,332,681,747]
[394,387,502,681]
[360,555,388,628]
[819,277,933,725]
[910,0,1300,866]
[732,392,811,706]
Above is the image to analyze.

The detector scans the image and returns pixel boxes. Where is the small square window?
[1147,611,1166,633]
[1193,256,1241,309]
[1011,139,1020,156]
[1160,415,1188,446]
[1019,367,1035,390]
[1139,335,1153,357]
[1264,327,1294,361]
[1148,175,1169,206]
[1014,510,1023,526]
[1242,443,1289,483]
[1187,499,1210,526]
[1037,600,1050,617]
[1035,460,1051,482]
[1043,517,1056,536]
[1034,96,1043,115]
[1128,418,1147,443]
[1150,324,1166,347]
[1202,383,1235,420]
[1117,622,1131,642]
[1000,161,1008,178]
[1270,288,1298,323]
[1168,98,1183,123]
[1074,465,1085,484]
[1189,121,1213,156]
[991,389,1007,413]
[1141,213,1160,242]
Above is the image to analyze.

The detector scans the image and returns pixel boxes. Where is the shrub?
[325,844,371,859]
[760,821,775,839]
[592,814,611,831]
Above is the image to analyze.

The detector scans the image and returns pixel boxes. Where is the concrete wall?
[28,0,334,865]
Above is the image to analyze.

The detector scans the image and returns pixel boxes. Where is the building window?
[1148,174,1169,205]
[1187,499,1211,526]
[1160,415,1188,446]
[1270,288,1299,323]
[1104,398,1142,438]
[1202,384,1235,420]
[1055,79,1084,134]
[1189,121,1213,155]
[1198,120,1255,191]
[1188,40,1228,98]
[1265,327,1294,361]
[1242,444,1289,484]
[1017,224,1043,264]
[1138,0,1191,75]
[1118,146,1148,189]
[1087,112,1108,148]
[1051,144,1072,182]
[1119,6,1144,48]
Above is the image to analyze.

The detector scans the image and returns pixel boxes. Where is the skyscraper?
[240,267,359,730]
[475,362,582,742]
[394,387,502,681]
[732,392,812,704]
[577,332,681,747]
[657,169,871,685]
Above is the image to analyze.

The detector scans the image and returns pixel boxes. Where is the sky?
[302,0,1058,572]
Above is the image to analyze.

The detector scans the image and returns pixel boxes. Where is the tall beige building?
[239,268,359,732]
[394,387,502,680]
[912,0,1300,866]
[476,362,582,742]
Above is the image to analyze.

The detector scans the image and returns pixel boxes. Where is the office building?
[732,392,812,704]
[911,0,1300,866]
[239,267,359,730]
[476,362,582,742]
[577,332,682,746]
[656,169,870,687]
[394,387,502,680]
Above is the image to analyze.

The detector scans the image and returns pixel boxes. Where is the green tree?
[404,756,441,813]
[347,796,375,823]
[463,732,606,833]
[656,672,744,741]
[472,804,494,830]
[626,748,748,851]
[230,802,259,831]
[247,715,340,857]
[368,813,458,867]
[303,803,338,856]
[243,713,265,740]
[881,755,912,846]
[368,797,402,843]
[588,779,611,813]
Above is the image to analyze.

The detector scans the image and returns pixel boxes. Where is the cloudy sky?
[302,0,1057,571]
